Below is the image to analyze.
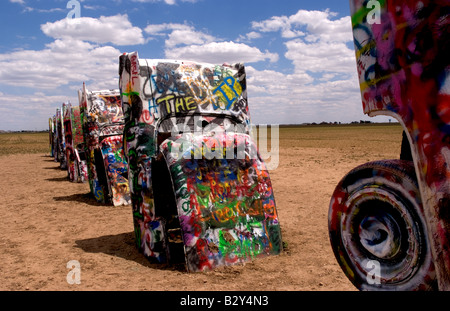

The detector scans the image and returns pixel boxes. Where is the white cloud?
[246,66,314,95]
[0,37,121,89]
[252,9,350,43]
[144,23,190,35]
[41,14,145,46]
[0,93,72,112]
[0,92,77,131]
[252,15,288,33]
[237,31,262,43]
[0,8,375,130]
[245,65,363,125]
[245,31,262,40]
[248,9,356,78]
[165,41,278,64]
[285,39,355,74]
[242,9,365,125]
[248,8,356,82]
[252,15,305,39]
[145,22,277,64]
[288,10,351,43]
[0,14,140,131]
[23,7,65,13]
[0,33,121,130]
[83,5,106,11]
[9,0,25,4]
[145,23,216,47]
[0,13,143,130]
[166,28,216,48]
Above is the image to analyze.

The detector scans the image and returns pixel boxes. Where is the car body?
[118,52,282,272]
[329,0,449,291]
[78,84,131,206]
[63,102,88,183]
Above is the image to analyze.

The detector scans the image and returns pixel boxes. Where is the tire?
[328,160,437,291]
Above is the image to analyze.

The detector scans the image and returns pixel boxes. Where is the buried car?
[78,84,131,206]
[118,52,282,272]
[63,102,88,183]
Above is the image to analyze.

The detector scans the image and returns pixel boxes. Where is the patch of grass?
[0,132,50,156]
[276,123,404,158]
[0,123,405,161]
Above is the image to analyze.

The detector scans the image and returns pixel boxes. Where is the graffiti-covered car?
[63,102,88,183]
[79,83,131,206]
[328,0,449,291]
[56,105,67,169]
[52,115,58,162]
[49,116,55,158]
[119,52,282,272]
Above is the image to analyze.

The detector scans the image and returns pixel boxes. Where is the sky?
[0,0,392,131]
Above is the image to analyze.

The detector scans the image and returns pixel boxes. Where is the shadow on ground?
[43,166,65,170]
[46,177,70,182]
[53,192,107,206]
[75,232,186,272]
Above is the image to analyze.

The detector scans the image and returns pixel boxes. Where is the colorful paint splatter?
[329,0,449,291]
[48,117,55,158]
[78,84,131,206]
[63,103,88,183]
[56,106,67,169]
[119,52,282,271]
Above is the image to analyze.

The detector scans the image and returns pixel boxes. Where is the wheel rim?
[341,187,425,286]
[329,160,437,290]
[359,212,402,260]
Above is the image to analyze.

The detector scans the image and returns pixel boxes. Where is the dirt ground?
[0,124,403,291]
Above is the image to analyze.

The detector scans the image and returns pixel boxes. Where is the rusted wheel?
[329,160,437,290]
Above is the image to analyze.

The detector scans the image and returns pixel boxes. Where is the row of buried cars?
[48,52,284,273]
[49,85,130,207]
[45,0,449,290]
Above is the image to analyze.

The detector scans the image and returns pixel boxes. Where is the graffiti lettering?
[130,53,139,87]
[156,95,198,115]
[331,0,450,291]
[119,53,282,272]
[79,86,130,206]
[213,76,242,110]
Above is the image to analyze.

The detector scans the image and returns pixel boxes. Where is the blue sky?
[0,0,391,131]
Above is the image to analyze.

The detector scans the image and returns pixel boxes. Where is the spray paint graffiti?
[49,117,55,157]
[71,105,88,182]
[329,0,449,291]
[63,103,88,183]
[64,103,76,181]
[101,135,130,206]
[78,84,131,206]
[56,105,67,170]
[119,52,282,271]
[52,115,58,162]
[161,132,281,271]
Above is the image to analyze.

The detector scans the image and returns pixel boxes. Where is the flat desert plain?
[0,124,404,291]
